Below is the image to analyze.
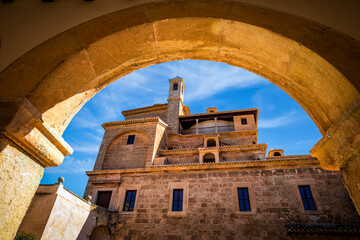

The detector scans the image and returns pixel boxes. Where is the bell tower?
[166,77,185,134]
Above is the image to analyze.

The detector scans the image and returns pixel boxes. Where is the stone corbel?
[1,98,73,167]
[310,95,360,171]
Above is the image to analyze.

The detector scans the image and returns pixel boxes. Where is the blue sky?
[40,60,322,196]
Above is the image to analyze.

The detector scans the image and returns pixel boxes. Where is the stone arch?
[1,1,360,237]
[203,153,216,163]
[274,152,281,157]
[89,225,110,240]
[1,2,358,137]
[102,130,149,169]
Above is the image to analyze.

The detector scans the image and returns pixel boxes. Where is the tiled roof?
[286,224,360,236]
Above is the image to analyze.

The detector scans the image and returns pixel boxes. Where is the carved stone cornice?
[86,156,319,175]
[121,103,167,117]
[1,98,73,167]
[102,117,168,129]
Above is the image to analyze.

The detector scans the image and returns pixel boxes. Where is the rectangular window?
[237,188,251,211]
[127,135,135,145]
[172,189,183,211]
[96,191,112,208]
[123,190,137,211]
[298,185,316,210]
[241,118,247,125]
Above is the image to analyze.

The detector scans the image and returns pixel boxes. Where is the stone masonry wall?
[125,110,167,123]
[103,131,149,169]
[92,166,359,240]
[0,135,44,239]
[165,152,199,164]
[220,149,265,161]
[234,115,256,131]
[219,132,257,146]
[93,122,159,170]
[167,135,204,149]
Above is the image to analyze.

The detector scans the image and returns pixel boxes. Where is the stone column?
[310,96,360,214]
[196,119,199,135]
[214,117,218,133]
[0,98,72,240]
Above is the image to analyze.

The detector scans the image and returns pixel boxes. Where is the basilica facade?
[80,78,359,240]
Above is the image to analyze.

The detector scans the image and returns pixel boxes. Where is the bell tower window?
[173,82,178,90]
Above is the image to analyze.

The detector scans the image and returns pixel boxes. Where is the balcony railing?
[181,125,234,135]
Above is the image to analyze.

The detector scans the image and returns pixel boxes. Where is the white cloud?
[174,60,268,102]
[70,107,100,129]
[72,143,101,154]
[258,110,299,128]
[45,156,95,174]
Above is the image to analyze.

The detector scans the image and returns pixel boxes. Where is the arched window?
[203,153,215,163]
[274,152,281,157]
[173,82,178,90]
[207,139,216,147]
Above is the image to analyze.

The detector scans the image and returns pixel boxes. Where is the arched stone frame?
[268,149,284,157]
[173,82,178,91]
[1,1,360,237]
[204,135,219,148]
[203,153,216,163]
[199,148,219,164]
[98,129,150,170]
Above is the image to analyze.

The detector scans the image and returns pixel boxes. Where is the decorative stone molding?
[204,135,219,148]
[199,147,219,163]
[1,98,72,167]
[122,103,168,117]
[102,117,168,129]
[86,156,319,176]
[268,149,284,157]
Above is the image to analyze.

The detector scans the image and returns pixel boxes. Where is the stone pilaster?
[0,98,73,239]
